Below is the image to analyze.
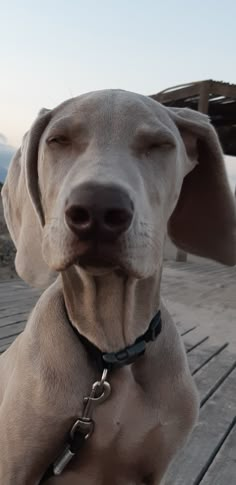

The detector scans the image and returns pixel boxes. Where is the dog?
[1,89,235,484]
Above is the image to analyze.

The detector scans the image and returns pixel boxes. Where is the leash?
[39,310,162,483]
[40,368,111,482]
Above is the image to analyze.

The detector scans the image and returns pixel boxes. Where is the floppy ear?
[168,107,236,266]
[1,109,56,287]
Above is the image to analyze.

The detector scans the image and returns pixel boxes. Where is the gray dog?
[1,90,235,484]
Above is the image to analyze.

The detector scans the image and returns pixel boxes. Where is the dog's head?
[2,90,236,287]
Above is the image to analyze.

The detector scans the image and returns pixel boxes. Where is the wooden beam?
[152,80,236,107]
[151,83,201,104]
[210,81,236,99]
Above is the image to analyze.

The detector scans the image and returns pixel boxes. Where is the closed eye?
[133,126,176,157]
[145,141,175,156]
[47,135,70,146]
[148,141,174,150]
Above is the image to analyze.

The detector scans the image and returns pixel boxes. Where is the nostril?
[66,206,91,227]
[65,185,134,240]
[104,209,132,229]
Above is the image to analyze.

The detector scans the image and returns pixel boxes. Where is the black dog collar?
[69,310,162,372]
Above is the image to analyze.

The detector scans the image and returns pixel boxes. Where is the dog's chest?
[59,368,164,484]
[93,372,160,451]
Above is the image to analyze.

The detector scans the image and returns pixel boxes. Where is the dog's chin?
[74,255,149,279]
[48,242,155,279]
[78,264,118,276]
[65,252,141,278]
[74,252,122,276]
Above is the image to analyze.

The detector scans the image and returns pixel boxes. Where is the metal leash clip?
[53,369,111,476]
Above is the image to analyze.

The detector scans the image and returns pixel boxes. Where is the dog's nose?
[65,183,134,241]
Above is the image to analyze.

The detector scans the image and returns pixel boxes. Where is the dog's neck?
[61,266,161,352]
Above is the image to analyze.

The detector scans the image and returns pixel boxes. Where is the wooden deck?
[0,262,236,484]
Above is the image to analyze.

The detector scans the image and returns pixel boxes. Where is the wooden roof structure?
[152,80,236,157]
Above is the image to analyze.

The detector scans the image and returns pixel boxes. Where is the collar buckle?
[102,340,146,369]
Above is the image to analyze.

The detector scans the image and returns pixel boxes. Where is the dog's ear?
[167,107,236,265]
[1,108,56,287]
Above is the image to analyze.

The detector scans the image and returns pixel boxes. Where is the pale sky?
[0,0,236,188]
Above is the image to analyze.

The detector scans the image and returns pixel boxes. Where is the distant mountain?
[0,142,16,182]
[0,166,7,182]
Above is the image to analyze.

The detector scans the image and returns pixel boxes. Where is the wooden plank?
[183,326,209,351]
[181,326,197,337]
[0,305,33,319]
[0,335,19,353]
[0,285,36,295]
[0,321,26,340]
[188,341,228,375]
[194,348,236,405]
[0,289,38,299]
[199,419,236,484]
[0,280,27,288]
[176,319,198,335]
[186,336,209,353]
[0,312,29,327]
[0,280,32,288]
[0,295,39,311]
[0,291,39,304]
[0,292,38,303]
[0,280,40,292]
[0,287,29,296]
[165,369,236,485]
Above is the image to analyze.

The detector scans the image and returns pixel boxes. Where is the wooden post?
[198,81,210,114]
[176,248,188,262]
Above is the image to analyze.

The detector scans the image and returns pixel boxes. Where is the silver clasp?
[53,368,111,476]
